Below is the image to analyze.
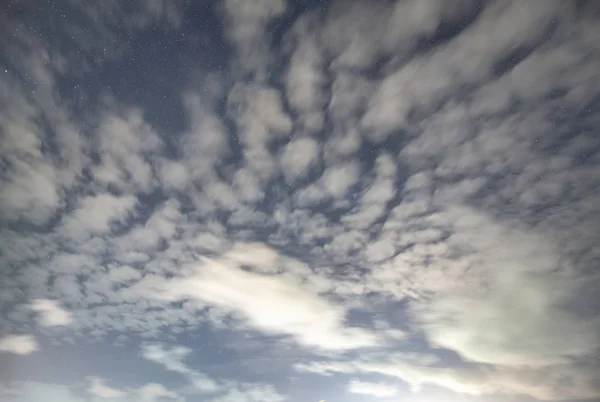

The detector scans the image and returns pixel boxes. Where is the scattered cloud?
[137,383,181,402]
[141,342,287,402]
[280,137,320,182]
[0,334,39,355]
[61,194,138,239]
[29,299,73,327]
[297,354,600,401]
[88,377,127,399]
[347,380,398,398]
[1,0,600,401]
[87,377,183,401]
[221,0,287,75]
[141,343,219,392]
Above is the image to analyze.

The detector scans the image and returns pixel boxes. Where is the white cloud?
[323,128,362,162]
[222,0,287,74]
[158,160,190,190]
[280,137,320,181]
[232,167,264,203]
[226,83,293,186]
[320,161,361,198]
[297,356,600,401]
[141,343,220,393]
[212,384,285,402]
[0,64,65,225]
[342,156,397,230]
[87,377,182,401]
[181,92,230,181]
[137,383,179,402]
[61,193,137,238]
[0,334,39,355]
[141,343,193,373]
[141,342,287,401]
[296,205,600,399]
[88,377,127,398]
[112,199,182,253]
[286,37,325,114]
[228,84,292,142]
[412,273,599,367]
[107,265,142,283]
[392,206,600,368]
[29,299,73,327]
[153,243,379,351]
[347,380,398,398]
[361,0,564,140]
[93,107,163,192]
[2,378,181,402]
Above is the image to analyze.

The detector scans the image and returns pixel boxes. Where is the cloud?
[141,342,287,402]
[88,377,127,398]
[158,160,190,191]
[411,265,600,367]
[297,356,600,401]
[286,36,325,113]
[138,0,184,28]
[0,334,39,355]
[360,0,565,140]
[347,380,398,398]
[2,379,183,402]
[320,160,361,198]
[180,92,230,182]
[107,265,142,283]
[280,137,320,182]
[1,1,600,402]
[137,383,180,402]
[221,0,287,75]
[93,106,163,193]
[212,384,285,402]
[354,205,600,369]
[295,207,600,399]
[153,243,379,351]
[87,377,182,401]
[0,382,84,402]
[141,343,219,392]
[0,52,70,224]
[226,83,293,188]
[29,299,73,327]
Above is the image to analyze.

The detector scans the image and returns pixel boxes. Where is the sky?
[1,0,600,401]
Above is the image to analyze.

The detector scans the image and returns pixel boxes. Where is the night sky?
[1,1,600,402]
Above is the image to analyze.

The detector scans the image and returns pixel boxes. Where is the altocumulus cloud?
[28,299,73,327]
[1,0,600,402]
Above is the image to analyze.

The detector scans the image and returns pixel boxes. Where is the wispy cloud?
[87,377,128,399]
[151,244,379,351]
[141,342,286,402]
[87,376,182,401]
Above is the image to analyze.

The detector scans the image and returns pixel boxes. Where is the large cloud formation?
[1,0,599,401]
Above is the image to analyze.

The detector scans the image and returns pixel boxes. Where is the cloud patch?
[29,299,73,327]
[0,334,39,355]
[153,244,379,351]
[347,380,398,397]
